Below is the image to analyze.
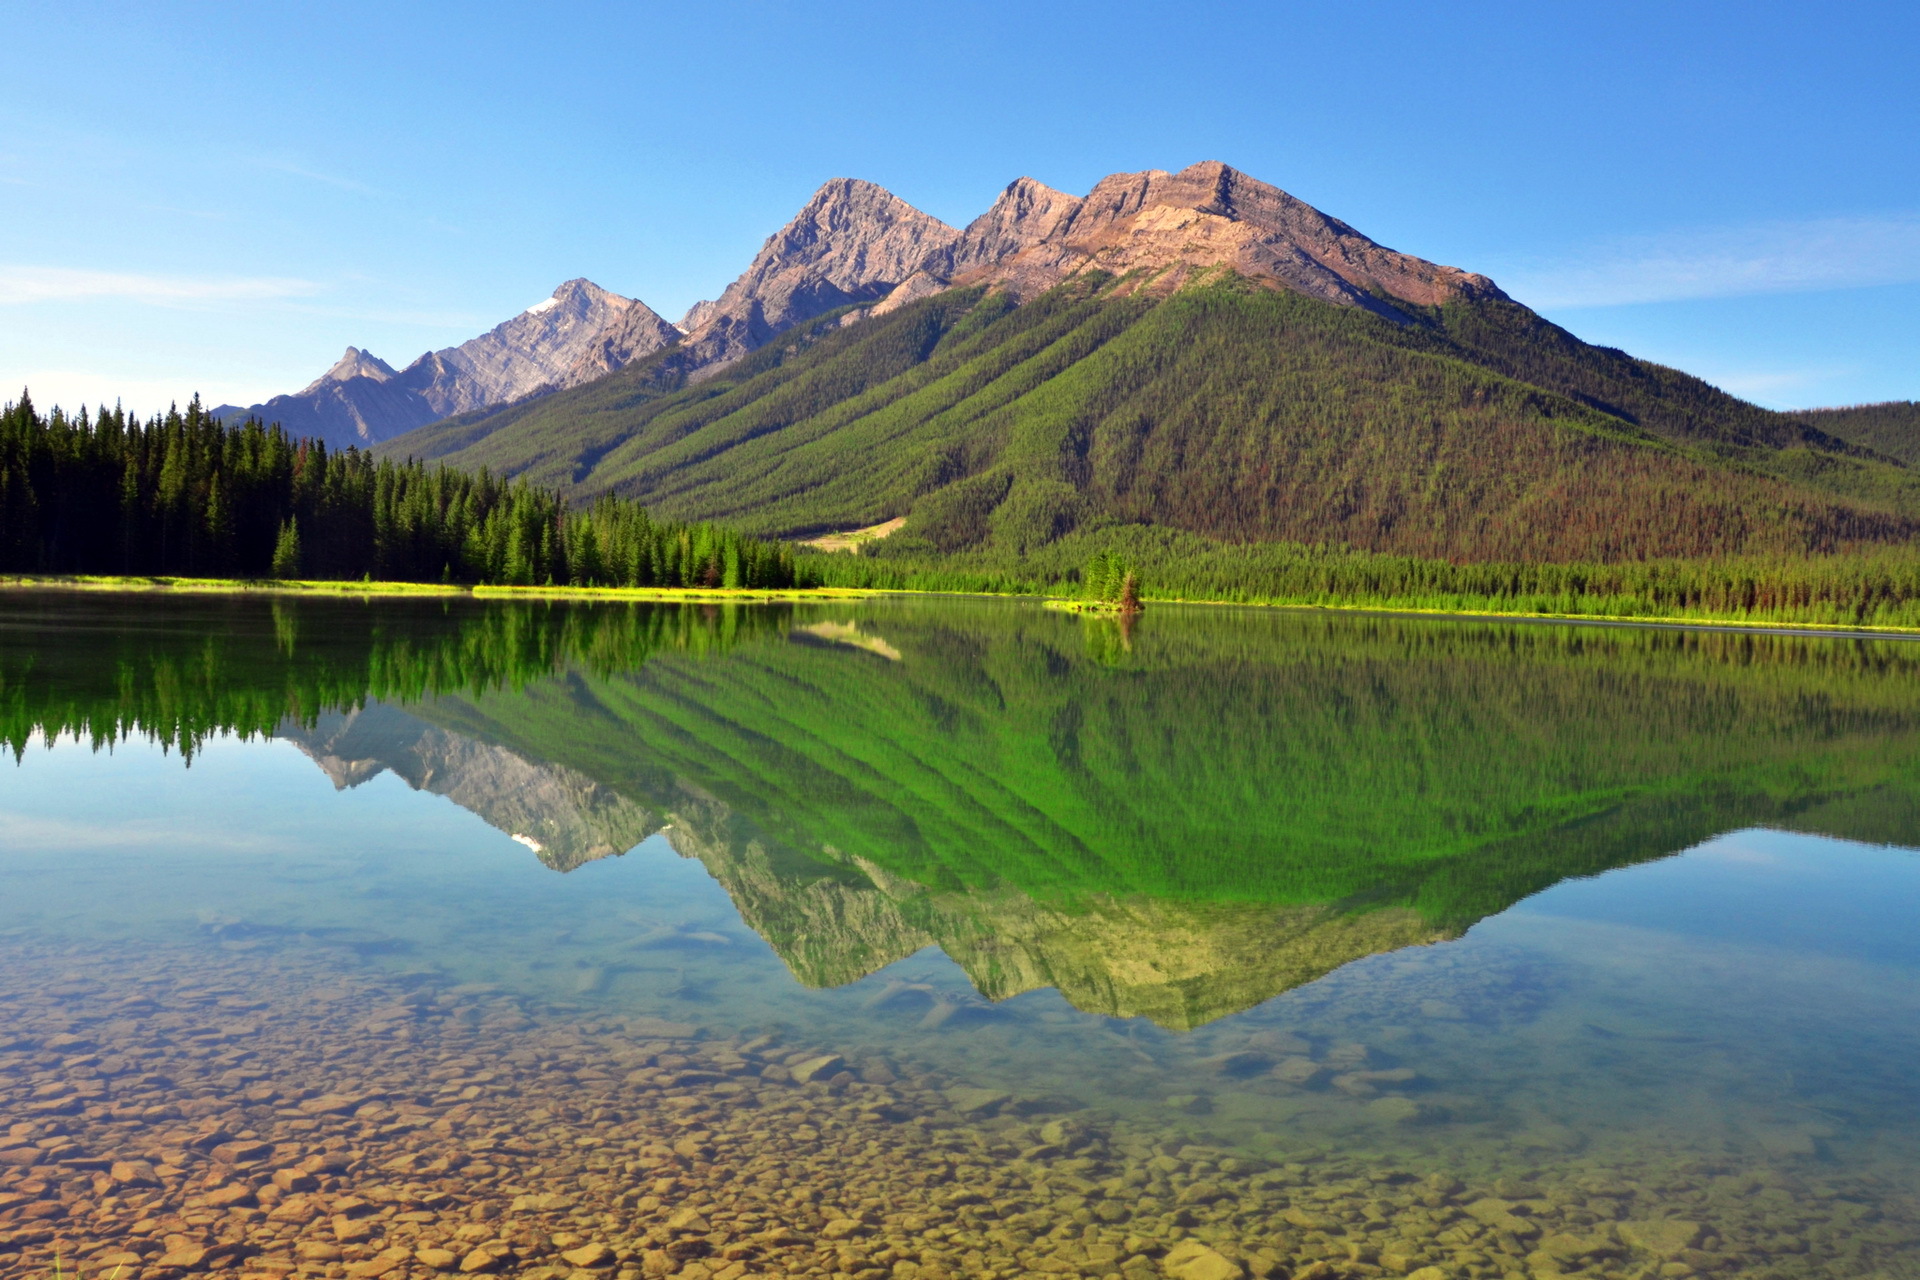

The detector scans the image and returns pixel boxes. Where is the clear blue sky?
[3,0,1915,414]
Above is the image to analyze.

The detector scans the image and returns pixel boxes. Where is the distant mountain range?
[227,162,1513,452]
[213,279,680,447]
[222,161,1920,563]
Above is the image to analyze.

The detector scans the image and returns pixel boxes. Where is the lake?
[1,591,1918,1280]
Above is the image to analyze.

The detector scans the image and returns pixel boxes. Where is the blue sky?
[3,0,1914,414]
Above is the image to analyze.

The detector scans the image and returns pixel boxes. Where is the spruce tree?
[271,518,302,579]
[0,390,800,590]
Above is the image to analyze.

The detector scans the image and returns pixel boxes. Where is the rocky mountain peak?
[398,278,642,416]
[300,346,398,394]
[230,279,675,448]
[941,160,1506,312]
[562,292,686,386]
[762,178,955,266]
[937,176,1084,279]
[673,178,961,372]
[552,276,609,300]
[231,161,1510,452]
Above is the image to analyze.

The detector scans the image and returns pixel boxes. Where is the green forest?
[1803,400,1920,465]
[802,524,1920,629]
[385,273,1920,565]
[0,590,788,759]
[0,393,803,588]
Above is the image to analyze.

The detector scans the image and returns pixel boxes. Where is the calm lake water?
[2,592,1918,1280]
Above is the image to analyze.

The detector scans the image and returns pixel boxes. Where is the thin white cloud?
[0,265,320,306]
[1499,214,1920,308]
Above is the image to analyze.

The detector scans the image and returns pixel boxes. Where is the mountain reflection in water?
[11,589,1919,1030]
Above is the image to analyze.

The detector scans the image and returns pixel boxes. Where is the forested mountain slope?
[1802,401,1920,466]
[362,161,1920,564]
[380,272,1920,563]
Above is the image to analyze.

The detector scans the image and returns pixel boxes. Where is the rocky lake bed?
[2,925,1913,1280]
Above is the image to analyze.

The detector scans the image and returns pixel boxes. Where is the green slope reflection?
[7,591,1920,1029]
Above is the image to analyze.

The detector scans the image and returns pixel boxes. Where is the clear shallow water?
[1,593,1919,1280]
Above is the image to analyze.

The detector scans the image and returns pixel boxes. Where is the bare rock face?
[674,178,961,374]
[401,278,652,415]
[564,297,684,385]
[679,297,721,332]
[934,175,1085,281]
[942,161,1505,312]
[302,346,399,391]
[798,163,1504,335]
[218,279,671,449]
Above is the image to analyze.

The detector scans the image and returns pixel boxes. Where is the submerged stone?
[1619,1219,1701,1257]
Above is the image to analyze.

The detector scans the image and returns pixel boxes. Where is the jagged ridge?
[218,279,678,449]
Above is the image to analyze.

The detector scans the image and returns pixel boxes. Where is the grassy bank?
[11,564,1920,637]
[801,526,1920,634]
[0,574,877,603]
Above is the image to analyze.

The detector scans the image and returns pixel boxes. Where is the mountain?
[663,817,1453,1030]
[372,162,1920,564]
[925,162,1505,313]
[220,345,434,449]
[664,178,961,375]
[217,279,678,449]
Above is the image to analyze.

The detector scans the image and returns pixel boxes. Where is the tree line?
[0,592,794,761]
[0,392,806,588]
[805,521,1920,630]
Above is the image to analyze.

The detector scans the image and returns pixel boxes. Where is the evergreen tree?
[271,518,302,579]
[0,391,807,590]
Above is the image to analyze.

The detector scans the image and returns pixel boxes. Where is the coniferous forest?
[0,393,804,588]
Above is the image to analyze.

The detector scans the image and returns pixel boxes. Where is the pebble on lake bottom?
[0,934,1914,1280]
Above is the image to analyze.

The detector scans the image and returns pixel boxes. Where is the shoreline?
[0,575,882,603]
[1140,594,1920,639]
[5,573,1920,637]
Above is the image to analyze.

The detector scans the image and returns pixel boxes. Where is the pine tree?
[0,390,801,591]
[272,517,302,579]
